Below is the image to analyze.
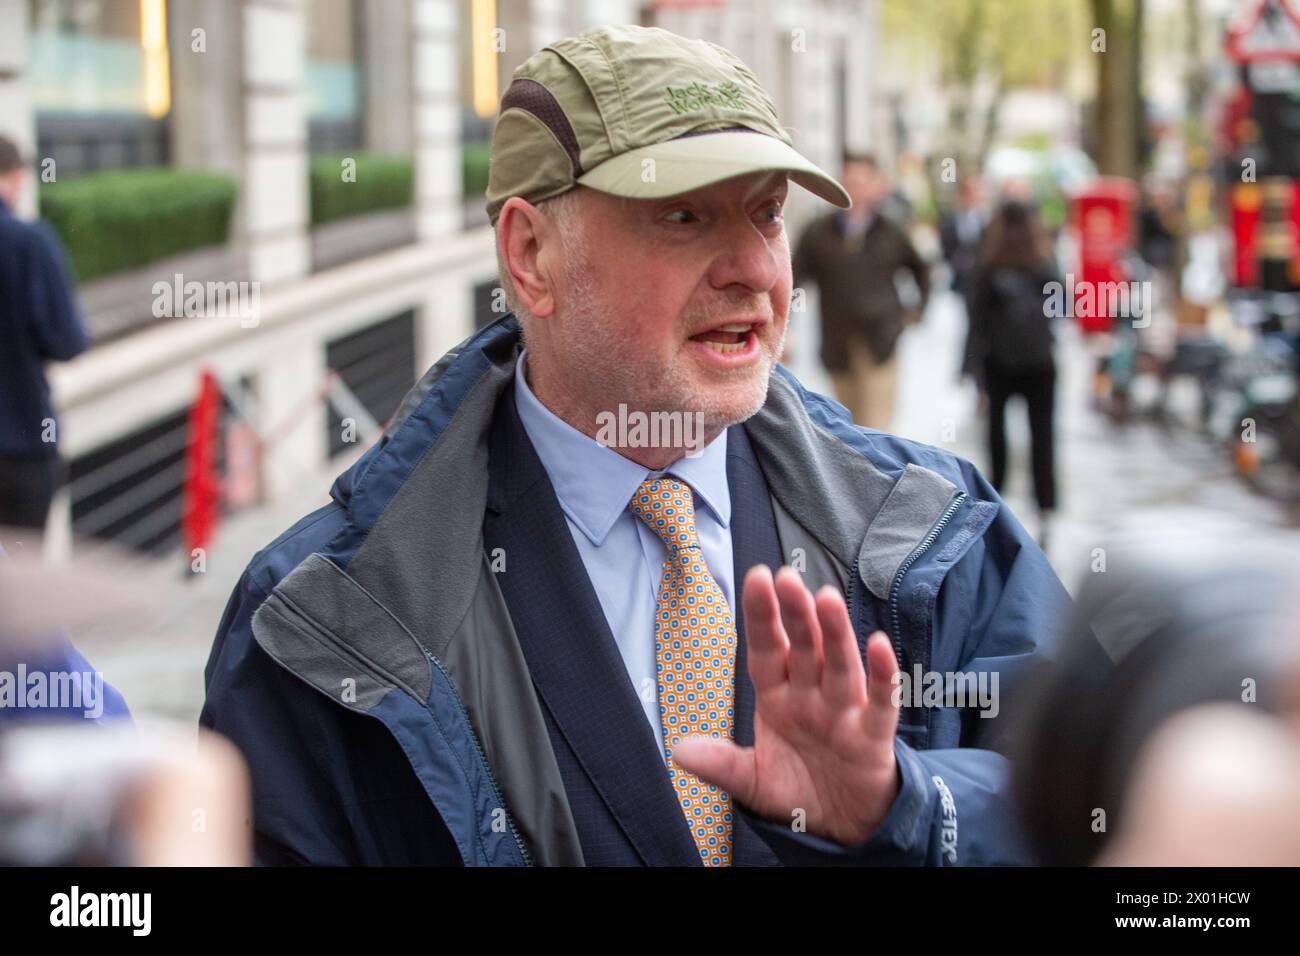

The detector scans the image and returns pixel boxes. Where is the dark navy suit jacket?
[483,388,785,865]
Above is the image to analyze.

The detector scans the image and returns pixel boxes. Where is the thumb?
[671,736,757,805]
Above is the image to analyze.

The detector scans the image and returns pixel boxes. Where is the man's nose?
[705,215,784,295]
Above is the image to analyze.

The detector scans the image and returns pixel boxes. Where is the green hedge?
[462,141,492,199]
[310,153,415,225]
[40,168,237,283]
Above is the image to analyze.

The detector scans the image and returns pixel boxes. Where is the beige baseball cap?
[485,24,851,225]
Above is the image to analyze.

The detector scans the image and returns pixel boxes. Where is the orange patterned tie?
[629,476,736,866]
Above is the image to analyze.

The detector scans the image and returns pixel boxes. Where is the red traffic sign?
[1227,0,1300,64]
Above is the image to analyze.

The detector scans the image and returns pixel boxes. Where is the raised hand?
[672,564,902,846]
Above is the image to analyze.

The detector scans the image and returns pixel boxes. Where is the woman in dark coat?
[967,199,1060,545]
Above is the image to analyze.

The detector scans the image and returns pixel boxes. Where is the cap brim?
[575,130,851,209]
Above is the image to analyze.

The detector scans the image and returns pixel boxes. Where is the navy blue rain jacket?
[202,316,1083,866]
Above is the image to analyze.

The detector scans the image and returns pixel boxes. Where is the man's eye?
[665,208,700,225]
[759,203,784,224]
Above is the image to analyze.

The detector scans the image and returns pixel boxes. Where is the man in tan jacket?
[793,153,929,431]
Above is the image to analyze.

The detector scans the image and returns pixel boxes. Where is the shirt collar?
[512,348,731,546]
[836,208,875,236]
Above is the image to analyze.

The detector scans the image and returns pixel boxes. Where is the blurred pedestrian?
[967,199,1059,545]
[940,173,987,302]
[1137,177,1179,283]
[0,134,88,536]
[939,172,988,381]
[793,152,930,430]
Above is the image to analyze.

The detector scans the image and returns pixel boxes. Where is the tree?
[882,0,1084,170]
[1089,0,1144,178]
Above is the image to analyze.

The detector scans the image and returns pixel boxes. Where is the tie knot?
[629,477,701,555]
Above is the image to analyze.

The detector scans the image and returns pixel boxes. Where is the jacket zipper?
[847,553,862,652]
[887,491,966,669]
[422,648,533,867]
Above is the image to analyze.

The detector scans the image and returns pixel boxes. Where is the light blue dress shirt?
[513,348,736,760]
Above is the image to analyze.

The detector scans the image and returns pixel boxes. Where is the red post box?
[1232,181,1262,287]
[1070,177,1139,334]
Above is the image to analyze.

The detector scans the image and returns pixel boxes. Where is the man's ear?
[498,197,557,319]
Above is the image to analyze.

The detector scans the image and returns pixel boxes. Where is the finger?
[741,564,788,692]
[863,631,901,742]
[774,566,822,688]
[672,735,758,808]
[816,585,867,709]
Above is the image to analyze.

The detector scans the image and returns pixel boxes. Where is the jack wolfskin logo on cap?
[662,80,748,115]
[485,24,850,224]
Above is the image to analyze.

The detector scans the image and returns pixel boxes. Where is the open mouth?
[689,322,757,354]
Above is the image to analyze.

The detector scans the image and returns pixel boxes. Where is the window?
[459,0,497,226]
[306,0,364,154]
[324,312,418,457]
[28,0,172,176]
[68,403,222,555]
[28,0,170,117]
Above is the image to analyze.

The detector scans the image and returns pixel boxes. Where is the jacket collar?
[511,346,731,546]
[252,317,964,859]
[301,316,960,677]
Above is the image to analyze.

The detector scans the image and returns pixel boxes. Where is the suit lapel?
[484,390,702,866]
[727,422,784,866]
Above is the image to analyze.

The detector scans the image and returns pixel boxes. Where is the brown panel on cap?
[499,78,584,176]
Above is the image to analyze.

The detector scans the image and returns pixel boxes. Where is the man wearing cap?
[203,25,1073,866]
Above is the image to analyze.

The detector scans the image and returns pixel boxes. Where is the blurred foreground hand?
[0,720,251,866]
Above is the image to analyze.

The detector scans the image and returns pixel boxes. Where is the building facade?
[0,0,876,558]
